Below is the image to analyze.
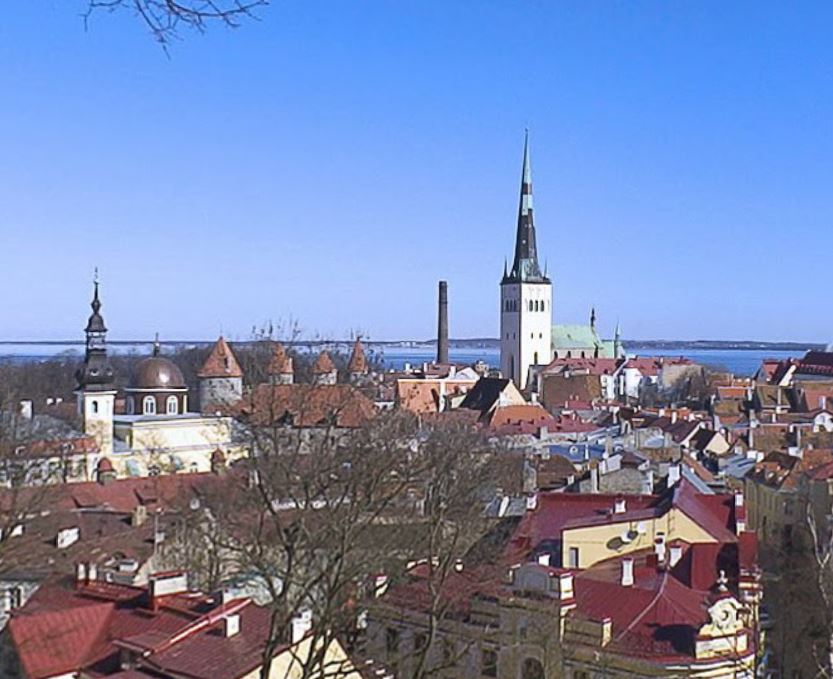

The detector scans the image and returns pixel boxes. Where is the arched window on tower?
[166,396,178,415]
[91,400,99,415]
[529,300,534,312]
[143,396,156,415]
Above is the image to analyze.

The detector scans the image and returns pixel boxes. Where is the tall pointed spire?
[76,271,114,390]
[506,130,547,283]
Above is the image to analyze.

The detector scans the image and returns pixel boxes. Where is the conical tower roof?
[313,350,337,374]
[198,336,243,378]
[347,338,368,374]
[267,343,294,375]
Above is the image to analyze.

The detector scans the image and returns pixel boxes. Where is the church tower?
[500,132,552,388]
[75,273,117,456]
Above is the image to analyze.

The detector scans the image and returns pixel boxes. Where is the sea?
[0,342,803,378]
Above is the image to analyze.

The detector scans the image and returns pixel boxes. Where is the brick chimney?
[437,280,449,365]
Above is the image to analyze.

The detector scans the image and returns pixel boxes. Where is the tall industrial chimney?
[437,280,449,365]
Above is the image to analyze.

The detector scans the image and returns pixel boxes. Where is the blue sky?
[1,2,832,343]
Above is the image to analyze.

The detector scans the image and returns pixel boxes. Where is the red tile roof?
[8,579,289,679]
[197,336,243,379]
[244,384,376,428]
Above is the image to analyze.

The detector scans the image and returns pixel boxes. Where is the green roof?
[552,324,615,358]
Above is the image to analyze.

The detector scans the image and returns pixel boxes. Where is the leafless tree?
[806,506,833,677]
[84,0,267,46]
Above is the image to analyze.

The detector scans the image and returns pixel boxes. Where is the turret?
[312,350,337,386]
[198,336,243,413]
[267,343,294,385]
[347,337,368,383]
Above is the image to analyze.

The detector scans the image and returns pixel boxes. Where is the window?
[5,587,22,612]
[481,648,498,677]
[143,396,156,415]
[91,400,99,414]
[569,547,580,568]
[521,658,545,679]
[385,627,400,655]
[126,396,135,415]
[166,395,178,415]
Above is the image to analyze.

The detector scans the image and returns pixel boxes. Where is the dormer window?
[143,396,156,415]
[166,396,178,415]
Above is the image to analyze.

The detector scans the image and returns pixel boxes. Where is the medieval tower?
[500,132,552,388]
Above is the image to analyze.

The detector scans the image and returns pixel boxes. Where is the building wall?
[199,377,243,413]
[111,415,245,476]
[560,507,718,569]
[501,281,552,389]
[240,634,362,679]
[77,390,115,456]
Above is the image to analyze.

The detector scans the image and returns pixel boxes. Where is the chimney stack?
[437,280,449,365]
[621,557,634,586]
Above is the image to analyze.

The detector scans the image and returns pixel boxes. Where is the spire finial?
[590,307,596,329]
[153,332,161,356]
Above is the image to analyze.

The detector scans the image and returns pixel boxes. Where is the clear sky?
[1,2,832,343]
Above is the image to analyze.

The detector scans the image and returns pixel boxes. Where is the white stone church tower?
[500,133,552,388]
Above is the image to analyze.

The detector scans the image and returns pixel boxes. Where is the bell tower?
[500,132,552,388]
[75,271,116,456]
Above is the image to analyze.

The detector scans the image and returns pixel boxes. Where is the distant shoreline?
[0,338,823,353]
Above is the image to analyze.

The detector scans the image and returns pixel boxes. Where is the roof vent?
[223,613,240,638]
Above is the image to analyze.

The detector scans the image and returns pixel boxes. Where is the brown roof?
[541,373,601,409]
[313,350,337,375]
[347,338,368,374]
[267,343,293,375]
[244,384,376,428]
[197,336,243,379]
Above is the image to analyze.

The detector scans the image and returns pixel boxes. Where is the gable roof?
[459,378,522,415]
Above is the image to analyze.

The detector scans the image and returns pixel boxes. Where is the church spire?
[76,271,115,391]
[506,130,547,283]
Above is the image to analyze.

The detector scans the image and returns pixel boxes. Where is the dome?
[133,356,186,390]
